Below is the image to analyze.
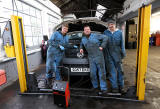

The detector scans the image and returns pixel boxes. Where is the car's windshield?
[67,31,102,39]
[68,32,83,39]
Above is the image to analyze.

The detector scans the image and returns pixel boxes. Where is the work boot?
[46,78,52,88]
[91,88,99,95]
[119,87,125,94]
[112,88,119,93]
[98,90,108,96]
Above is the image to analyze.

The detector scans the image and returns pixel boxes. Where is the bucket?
[0,70,7,86]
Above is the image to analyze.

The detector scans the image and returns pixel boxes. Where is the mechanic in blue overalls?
[103,20,126,93]
[80,25,108,95]
[46,23,77,85]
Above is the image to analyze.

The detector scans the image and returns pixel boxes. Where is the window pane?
[49,15,59,23]
[39,36,43,44]
[17,1,23,12]
[48,15,51,22]
[33,37,39,45]
[36,10,41,19]
[37,19,41,27]
[30,7,36,17]
[23,14,31,26]
[22,3,30,15]
[35,27,39,36]
[2,9,12,19]
[31,27,36,36]
[24,26,32,36]
[35,28,39,36]
[2,1,13,10]
[25,37,33,47]
[30,17,37,26]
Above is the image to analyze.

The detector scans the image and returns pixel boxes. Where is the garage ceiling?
[50,0,125,21]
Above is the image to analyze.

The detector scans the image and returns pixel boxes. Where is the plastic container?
[127,42,133,49]
[133,41,137,49]
[0,70,7,86]
[155,33,160,46]
[149,36,155,46]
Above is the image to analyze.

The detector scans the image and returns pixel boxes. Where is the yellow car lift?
[2,4,151,101]
[136,4,151,100]
[3,15,29,93]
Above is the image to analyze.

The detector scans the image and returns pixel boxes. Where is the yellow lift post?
[136,4,151,100]
[3,15,29,93]
[11,15,29,93]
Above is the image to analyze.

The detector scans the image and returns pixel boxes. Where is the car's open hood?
[54,18,108,33]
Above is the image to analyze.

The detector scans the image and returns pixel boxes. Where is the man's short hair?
[84,25,90,29]
[107,19,116,25]
[62,23,69,28]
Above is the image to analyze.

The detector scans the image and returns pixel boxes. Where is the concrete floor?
[124,46,160,109]
[0,46,160,109]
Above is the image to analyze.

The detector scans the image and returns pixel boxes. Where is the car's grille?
[65,48,88,58]
[65,48,79,58]
[69,39,81,44]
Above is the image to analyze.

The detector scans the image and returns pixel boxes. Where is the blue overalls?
[80,33,108,91]
[104,29,126,89]
[46,31,70,80]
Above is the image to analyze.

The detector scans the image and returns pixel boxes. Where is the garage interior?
[0,0,160,109]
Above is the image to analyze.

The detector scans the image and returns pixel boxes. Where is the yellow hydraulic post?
[11,15,29,93]
[136,5,151,100]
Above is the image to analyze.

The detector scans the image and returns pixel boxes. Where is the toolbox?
[52,80,70,107]
[0,70,7,86]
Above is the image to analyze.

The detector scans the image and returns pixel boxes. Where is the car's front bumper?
[62,58,90,76]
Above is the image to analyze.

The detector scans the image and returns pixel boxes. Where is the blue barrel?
[149,37,155,46]
[133,41,137,49]
[127,42,133,49]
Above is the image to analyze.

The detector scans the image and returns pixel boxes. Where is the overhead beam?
[61,0,97,18]
[62,9,107,14]
[59,0,71,8]
[97,0,123,8]
[101,8,123,20]
[61,0,88,13]
[60,0,75,9]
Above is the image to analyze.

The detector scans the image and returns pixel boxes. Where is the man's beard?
[109,26,115,31]
[84,33,91,37]
[61,31,67,36]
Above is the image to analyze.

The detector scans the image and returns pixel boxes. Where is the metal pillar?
[11,15,29,93]
[136,5,151,100]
